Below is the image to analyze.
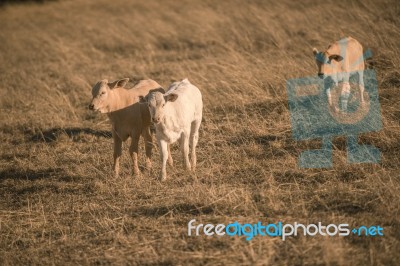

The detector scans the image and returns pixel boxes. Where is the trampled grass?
[0,0,399,264]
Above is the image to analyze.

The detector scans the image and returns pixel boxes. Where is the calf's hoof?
[159,171,167,181]
[145,162,152,172]
[133,168,141,177]
[114,170,120,178]
[329,105,339,113]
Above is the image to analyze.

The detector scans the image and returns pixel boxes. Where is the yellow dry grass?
[0,0,399,264]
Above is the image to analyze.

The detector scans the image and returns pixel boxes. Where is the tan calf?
[89,78,163,176]
[313,36,365,112]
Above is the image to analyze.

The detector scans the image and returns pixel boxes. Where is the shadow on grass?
[0,167,76,182]
[311,199,370,215]
[228,132,300,159]
[132,203,214,217]
[30,127,112,142]
[0,0,57,7]
[228,134,285,146]
[211,100,286,118]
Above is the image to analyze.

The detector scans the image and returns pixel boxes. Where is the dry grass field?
[0,0,399,264]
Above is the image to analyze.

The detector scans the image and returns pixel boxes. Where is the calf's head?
[312,48,343,79]
[140,92,178,124]
[89,78,129,113]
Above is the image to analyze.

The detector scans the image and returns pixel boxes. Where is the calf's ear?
[165,93,178,102]
[328,54,343,62]
[108,78,129,89]
[139,95,147,103]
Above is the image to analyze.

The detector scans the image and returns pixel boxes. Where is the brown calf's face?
[89,78,129,113]
[313,48,343,78]
[313,48,327,79]
[141,92,178,124]
[90,80,110,113]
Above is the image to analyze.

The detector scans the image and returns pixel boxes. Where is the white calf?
[140,79,203,180]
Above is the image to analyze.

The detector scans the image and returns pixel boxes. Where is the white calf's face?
[146,92,178,124]
[90,80,110,113]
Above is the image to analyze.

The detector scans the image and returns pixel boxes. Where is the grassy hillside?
[0,0,399,264]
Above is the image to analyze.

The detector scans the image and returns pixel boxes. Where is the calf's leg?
[129,133,141,176]
[167,144,173,166]
[180,133,191,171]
[340,72,351,112]
[159,139,169,181]
[190,120,201,170]
[359,70,365,104]
[341,82,351,112]
[325,80,338,113]
[142,127,153,171]
[113,133,122,177]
